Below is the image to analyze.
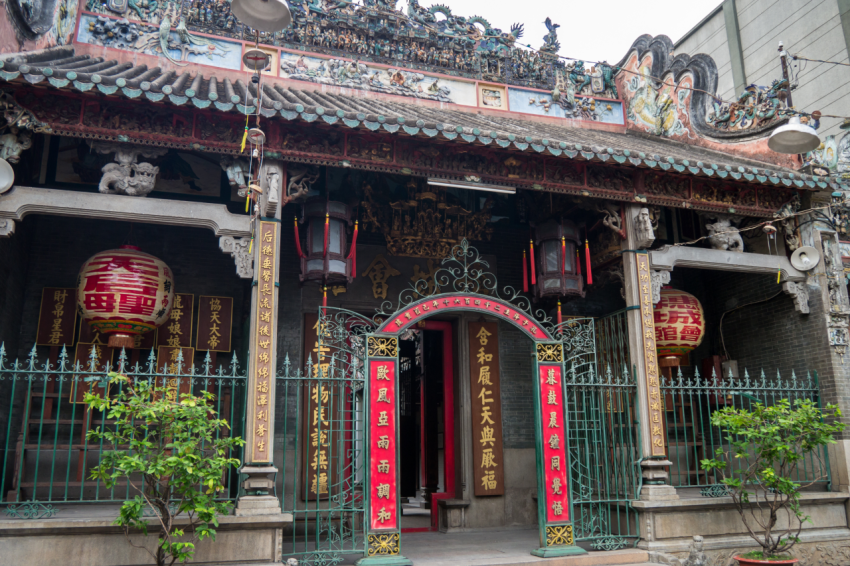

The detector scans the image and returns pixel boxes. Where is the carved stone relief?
[820,231,850,356]
[635,207,655,249]
[220,157,250,194]
[284,166,319,205]
[260,161,283,218]
[0,131,33,164]
[781,281,810,314]
[704,215,744,252]
[92,142,167,197]
[0,219,15,238]
[219,236,253,279]
[651,270,671,305]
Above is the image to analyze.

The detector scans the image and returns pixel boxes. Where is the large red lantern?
[77,245,175,349]
[653,288,705,358]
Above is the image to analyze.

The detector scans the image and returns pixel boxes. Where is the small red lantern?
[77,245,175,349]
[653,288,705,357]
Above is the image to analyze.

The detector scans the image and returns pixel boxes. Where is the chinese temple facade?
[2,1,850,565]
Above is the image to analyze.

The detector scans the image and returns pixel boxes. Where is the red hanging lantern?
[532,219,584,299]
[654,288,705,358]
[77,245,175,349]
[300,197,354,287]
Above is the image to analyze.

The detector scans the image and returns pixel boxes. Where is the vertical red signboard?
[369,359,398,531]
[539,364,570,523]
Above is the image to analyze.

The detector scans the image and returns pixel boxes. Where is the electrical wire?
[719,290,784,360]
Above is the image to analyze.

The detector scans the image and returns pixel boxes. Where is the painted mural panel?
[0,0,76,53]
[622,55,692,139]
[280,51,477,106]
[508,87,624,125]
[77,12,242,70]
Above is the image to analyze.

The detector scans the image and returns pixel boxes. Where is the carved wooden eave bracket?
[648,245,809,314]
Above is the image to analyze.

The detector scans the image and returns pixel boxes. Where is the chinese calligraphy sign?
[636,253,666,457]
[156,293,193,348]
[369,357,398,531]
[468,322,505,496]
[36,288,77,347]
[538,362,570,523]
[196,296,233,352]
[653,288,705,357]
[377,294,551,341]
[248,221,279,464]
[156,346,194,401]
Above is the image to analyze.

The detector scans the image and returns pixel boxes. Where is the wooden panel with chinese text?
[155,346,195,401]
[70,342,114,403]
[468,322,505,496]
[156,293,194,348]
[36,288,77,347]
[196,296,233,352]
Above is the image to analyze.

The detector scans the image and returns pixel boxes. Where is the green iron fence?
[661,367,829,494]
[0,343,247,519]
[557,317,641,550]
[275,308,368,566]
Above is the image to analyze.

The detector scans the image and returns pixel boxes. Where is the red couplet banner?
[539,364,570,523]
[369,359,398,531]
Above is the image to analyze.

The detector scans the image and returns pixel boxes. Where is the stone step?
[396,548,651,566]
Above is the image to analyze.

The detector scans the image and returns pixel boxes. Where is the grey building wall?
[676,0,850,140]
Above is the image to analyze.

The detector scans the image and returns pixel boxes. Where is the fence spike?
[229,351,240,376]
[146,348,157,374]
[58,345,69,371]
[27,344,39,371]
[117,347,128,374]
[203,351,213,376]
[0,342,5,369]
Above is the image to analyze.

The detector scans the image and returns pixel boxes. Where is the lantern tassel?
[293,217,304,259]
[557,300,563,326]
[576,248,582,277]
[240,115,249,153]
[323,213,329,258]
[322,286,327,308]
[347,221,358,278]
[522,250,529,293]
[777,267,781,284]
[248,237,253,255]
[584,239,592,285]
[529,240,536,285]
[561,236,566,276]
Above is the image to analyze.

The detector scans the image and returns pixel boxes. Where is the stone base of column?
[531,545,588,557]
[235,465,281,516]
[640,459,679,501]
[235,495,282,516]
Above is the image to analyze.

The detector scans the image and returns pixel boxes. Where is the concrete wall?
[676,0,850,139]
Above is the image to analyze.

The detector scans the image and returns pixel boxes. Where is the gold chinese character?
[261,283,272,296]
[377,507,391,523]
[311,430,328,447]
[376,388,391,403]
[311,386,329,404]
[262,258,271,269]
[478,388,493,404]
[53,290,68,302]
[258,352,270,363]
[551,456,560,471]
[262,230,273,243]
[313,406,328,426]
[257,394,268,406]
[257,410,268,421]
[260,311,271,322]
[547,390,557,405]
[257,440,265,452]
[548,434,560,450]
[652,411,661,423]
[481,448,497,468]
[262,270,271,282]
[311,473,329,494]
[546,368,557,385]
[552,501,563,516]
[257,381,269,393]
[262,245,273,256]
[481,470,497,490]
[653,437,664,447]
[478,366,492,385]
[480,407,495,425]
[377,483,390,499]
[259,340,270,349]
[259,298,271,309]
[378,411,389,426]
[652,425,662,436]
[548,411,559,428]
[552,477,562,495]
[378,459,390,473]
[477,347,493,364]
[480,426,495,447]
[377,435,390,449]
[258,325,270,336]
[476,327,492,345]
[256,424,267,437]
[376,366,390,380]
[258,367,269,378]
[311,449,328,470]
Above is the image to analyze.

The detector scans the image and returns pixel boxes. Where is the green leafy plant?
[85,372,245,566]
[701,398,844,560]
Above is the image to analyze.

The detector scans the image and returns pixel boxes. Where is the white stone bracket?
[219,236,254,279]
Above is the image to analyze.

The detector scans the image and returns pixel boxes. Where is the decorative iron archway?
[276,240,640,565]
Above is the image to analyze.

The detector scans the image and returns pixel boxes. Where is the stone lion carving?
[0,131,33,164]
[100,161,160,196]
[705,216,744,252]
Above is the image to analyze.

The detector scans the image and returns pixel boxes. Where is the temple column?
[621,204,678,501]
[236,213,282,516]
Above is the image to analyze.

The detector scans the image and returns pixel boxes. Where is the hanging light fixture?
[298,197,354,287]
[531,219,584,299]
[768,116,820,154]
[230,0,292,33]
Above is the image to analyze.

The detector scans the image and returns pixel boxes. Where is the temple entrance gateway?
[276,241,639,565]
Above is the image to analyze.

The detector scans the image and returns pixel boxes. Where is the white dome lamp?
[768,115,821,155]
[0,158,14,195]
[230,0,292,33]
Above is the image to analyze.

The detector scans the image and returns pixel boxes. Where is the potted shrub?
[85,372,245,566]
[701,398,844,565]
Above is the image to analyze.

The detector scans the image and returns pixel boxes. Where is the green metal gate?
[559,312,641,550]
[276,308,372,566]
